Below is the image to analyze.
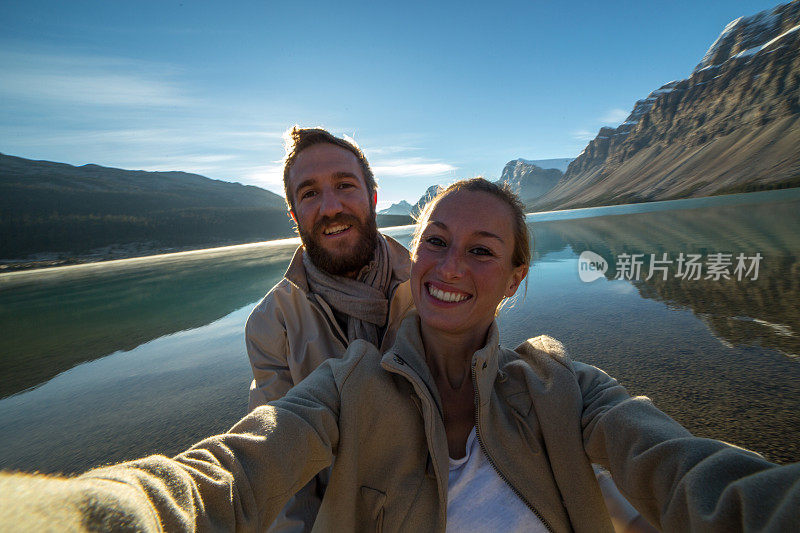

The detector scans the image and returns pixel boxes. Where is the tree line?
[0,207,296,258]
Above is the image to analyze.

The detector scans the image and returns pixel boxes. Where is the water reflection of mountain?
[533,198,800,359]
[0,243,297,399]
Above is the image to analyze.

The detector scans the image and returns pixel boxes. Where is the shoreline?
[0,240,274,273]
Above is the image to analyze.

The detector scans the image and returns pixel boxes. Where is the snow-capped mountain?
[532,0,800,211]
[497,159,564,204]
[409,184,443,217]
[517,158,574,173]
[694,6,799,73]
[378,200,413,216]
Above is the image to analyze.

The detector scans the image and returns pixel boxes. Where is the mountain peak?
[530,0,800,211]
[515,157,574,173]
[378,199,413,216]
[498,159,563,204]
[693,1,799,73]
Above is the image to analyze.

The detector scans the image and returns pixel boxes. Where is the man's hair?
[282,126,377,212]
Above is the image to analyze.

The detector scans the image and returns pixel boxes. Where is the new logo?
[578,251,607,282]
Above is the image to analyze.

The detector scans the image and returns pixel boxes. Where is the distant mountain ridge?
[498,159,564,205]
[0,153,295,260]
[532,0,800,211]
[0,153,286,215]
[517,158,573,173]
[378,199,413,216]
[402,157,574,215]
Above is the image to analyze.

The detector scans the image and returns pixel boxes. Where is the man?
[245,126,414,531]
[246,126,413,408]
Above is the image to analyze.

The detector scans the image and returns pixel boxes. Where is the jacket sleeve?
[246,290,330,533]
[246,293,293,411]
[576,361,800,532]
[0,360,343,533]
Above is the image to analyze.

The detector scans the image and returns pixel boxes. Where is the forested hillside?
[0,153,294,259]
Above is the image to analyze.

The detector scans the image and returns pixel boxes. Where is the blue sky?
[0,0,783,209]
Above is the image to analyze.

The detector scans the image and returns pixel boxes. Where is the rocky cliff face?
[533,0,800,211]
[498,159,563,204]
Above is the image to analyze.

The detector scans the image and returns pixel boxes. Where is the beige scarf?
[303,236,393,346]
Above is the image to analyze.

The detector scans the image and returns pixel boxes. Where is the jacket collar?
[381,312,502,409]
[284,234,411,294]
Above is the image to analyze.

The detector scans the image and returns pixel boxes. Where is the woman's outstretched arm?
[576,361,800,532]
[0,358,345,532]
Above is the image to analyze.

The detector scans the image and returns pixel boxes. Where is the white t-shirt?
[446,427,549,533]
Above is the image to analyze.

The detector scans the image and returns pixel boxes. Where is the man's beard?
[299,211,379,277]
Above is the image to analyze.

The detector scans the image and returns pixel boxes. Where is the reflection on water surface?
[533,194,800,359]
[0,240,298,398]
[0,191,798,473]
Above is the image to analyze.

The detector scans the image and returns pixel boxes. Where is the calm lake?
[1,189,799,474]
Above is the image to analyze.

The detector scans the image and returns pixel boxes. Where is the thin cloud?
[121,156,285,186]
[570,107,632,147]
[372,158,457,177]
[571,129,594,141]
[12,128,188,146]
[0,50,193,107]
[600,108,630,124]
[1,124,284,159]
[1,72,189,108]
[135,154,238,171]
[365,146,423,156]
[220,130,285,140]
[0,49,182,71]
[241,165,285,189]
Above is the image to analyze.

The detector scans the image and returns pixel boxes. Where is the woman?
[1,179,796,532]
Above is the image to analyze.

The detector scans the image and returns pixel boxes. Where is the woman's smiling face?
[411,190,528,340]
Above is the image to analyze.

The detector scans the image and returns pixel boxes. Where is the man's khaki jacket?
[4,314,796,532]
[246,233,414,410]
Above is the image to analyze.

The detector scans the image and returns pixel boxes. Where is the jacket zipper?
[386,356,448,524]
[471,362,555,533]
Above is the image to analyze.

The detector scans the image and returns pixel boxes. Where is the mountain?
[497,159,564,205]
[518,158,574,173]
[406,157,572,214]
[0,153,294,260]
[0,153,286,215]
[378,200,413,216]
[410,184,443,217]
[531,1,800,211]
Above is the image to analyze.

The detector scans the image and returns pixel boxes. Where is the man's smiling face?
[288,142,377,277]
